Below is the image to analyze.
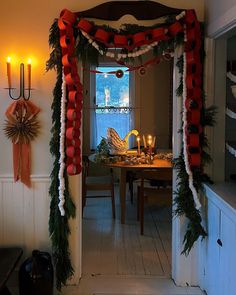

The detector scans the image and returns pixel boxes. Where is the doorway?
[52,4,205,287]
[81,57,173,278]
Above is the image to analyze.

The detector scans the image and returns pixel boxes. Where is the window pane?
[95,66,130,146]
[96,112,131,146]
[95,67,129,107]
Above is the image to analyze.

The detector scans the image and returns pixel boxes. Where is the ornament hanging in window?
[138,66,146,76]
[116,69,124,78]
[163,51,173,61]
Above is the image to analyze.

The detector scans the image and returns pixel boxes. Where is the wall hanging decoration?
[3,56,39,187]
[47,1,216,289]
[5,57,33,100]
[4,100,40,187]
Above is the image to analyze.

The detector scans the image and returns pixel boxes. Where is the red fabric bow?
[5,100,40,187]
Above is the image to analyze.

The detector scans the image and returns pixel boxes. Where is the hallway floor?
[63,275,204,295]
[82,194,171,277]
[62,186,204,295]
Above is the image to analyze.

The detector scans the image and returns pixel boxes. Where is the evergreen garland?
[48,19,76,290]
[75,20,185,67]
[47,14,216,286]
[174,55,216,254]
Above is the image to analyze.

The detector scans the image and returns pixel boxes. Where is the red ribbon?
[77,18,93,33]
[184,10,203,168]
[189,153,201,167]
[58,9,83,175]
[133,32,146,47]
[114,35,128,47]
[95,29,110,43]
[188,134,200,147]
[5,100,40,187]
[168,22,183,36]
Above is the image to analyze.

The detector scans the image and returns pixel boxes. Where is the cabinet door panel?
[220,212,236,295]
[206,200,221,295]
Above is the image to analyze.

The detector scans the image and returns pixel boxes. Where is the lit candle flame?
[6,56,12,88]
[27,58,32,89]
[137,136,141,155]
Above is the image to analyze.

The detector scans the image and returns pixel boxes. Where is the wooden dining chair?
[127,171,137,204]
[137,168,172,235]
[82,155,116,219]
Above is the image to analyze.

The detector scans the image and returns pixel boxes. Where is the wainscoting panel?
[0,176,51,258]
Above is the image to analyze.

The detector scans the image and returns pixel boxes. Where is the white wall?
[0,178,50,256]
[204,2,236,181]
[138,60,171,149]
[205,0,236,37]
[0,0,204,283]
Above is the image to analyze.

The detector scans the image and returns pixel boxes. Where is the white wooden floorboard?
[82,218,103,275]
[62,276,204,295]
[149,217,171,276]
[100,219,118,275]
[128,222,146,275]
[82,184,172,278]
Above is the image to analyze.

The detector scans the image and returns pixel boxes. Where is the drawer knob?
[217,239,223,247]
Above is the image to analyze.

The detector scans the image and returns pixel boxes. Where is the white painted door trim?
[69,46,200,287]
[68,175,82,284]
[67,63,83,285]
[207,4,236,38]
[171,47,198,286]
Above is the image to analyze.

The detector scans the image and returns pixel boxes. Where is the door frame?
[67,48,201,286]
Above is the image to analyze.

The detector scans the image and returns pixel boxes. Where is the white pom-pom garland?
[80,29,165,62]
[58,69,67,216]
[182,30,201,210]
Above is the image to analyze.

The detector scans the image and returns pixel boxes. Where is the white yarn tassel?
[182,36,201,210]
[58,69,67,216]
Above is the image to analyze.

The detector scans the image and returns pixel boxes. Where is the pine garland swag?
[174,156,207,254]
[47,8,216,288]
[48,43,76,290]
[174,55,216,254]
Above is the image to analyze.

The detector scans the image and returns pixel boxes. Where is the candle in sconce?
[6,56,12,88]
[27,58,32,89]
[147,135,153,155]
[147,135,152,147]
[152,136,156,148]
[143,135,147,148]
[137,136,141,155]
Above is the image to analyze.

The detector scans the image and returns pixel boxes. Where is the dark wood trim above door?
[76,1,183,21]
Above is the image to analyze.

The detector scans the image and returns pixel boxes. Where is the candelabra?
[5,57,32,100]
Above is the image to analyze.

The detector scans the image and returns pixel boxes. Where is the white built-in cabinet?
[202,183,236,295]
[205,199,220,295]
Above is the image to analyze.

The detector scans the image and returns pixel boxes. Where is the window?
[92,66,132,147]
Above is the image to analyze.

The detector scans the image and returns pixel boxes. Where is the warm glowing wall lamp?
[6,56,32,100]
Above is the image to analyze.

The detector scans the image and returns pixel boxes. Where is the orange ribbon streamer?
[5,100,40,187]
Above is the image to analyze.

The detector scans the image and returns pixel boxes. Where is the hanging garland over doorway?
[47,4,215,289]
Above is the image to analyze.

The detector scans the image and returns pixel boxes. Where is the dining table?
[103,157,172,224]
